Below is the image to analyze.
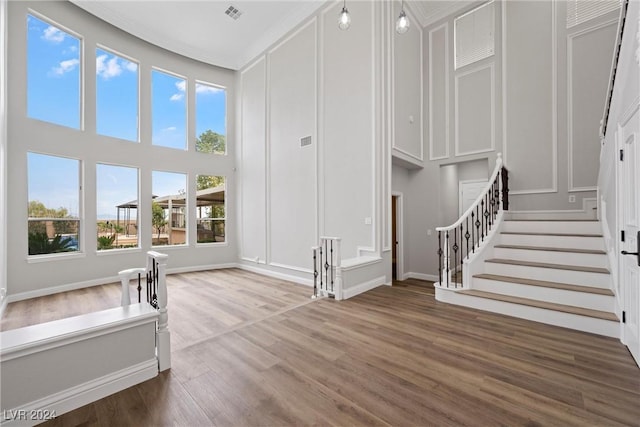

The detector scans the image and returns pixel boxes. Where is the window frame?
[194,79,228,155]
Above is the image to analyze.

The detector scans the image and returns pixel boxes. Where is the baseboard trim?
[404,272,438,282]
[342,275,388,299]
[236,263,313,287]
[2,360,157,426]
[5,263,241,303]
[166,263,237,275]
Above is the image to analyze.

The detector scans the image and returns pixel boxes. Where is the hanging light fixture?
[338,0,351,30]
[396,0,410,34]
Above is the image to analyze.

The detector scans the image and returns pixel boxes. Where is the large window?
[195,82,226,154]
[27,153,80,255]
[96,48,139,141]
[152,171,187,246]
[96,164,139,250]
[196,175,225,243]
[27,14,81,129]
[152,69,187,150]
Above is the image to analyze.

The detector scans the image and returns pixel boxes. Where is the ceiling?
[71,1,472,71]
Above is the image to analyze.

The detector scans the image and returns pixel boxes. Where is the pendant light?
[396,0,410,34]
[338,0,351,30]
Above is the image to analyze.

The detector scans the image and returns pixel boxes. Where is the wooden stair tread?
[457,290,619,321]
[473,273,614,296]
[501,231,603,237]
[485,258,610,274]
[494,244,606,255]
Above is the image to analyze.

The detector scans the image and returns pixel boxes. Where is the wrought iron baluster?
[137,273,142,303]
[459,223,464,286]
[453,227,458,286]
[324,240,329,293]
[465,217,471,259]
[313,248,318,297]
[471,210,476,253]
[319,245,324,292]
[445,230,450,288]
[484,193,490,235]
[330,240,334,293]
[438,231,442,285]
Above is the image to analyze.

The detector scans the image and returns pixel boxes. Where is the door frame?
[458,179,488,216]
[392,192,404,281]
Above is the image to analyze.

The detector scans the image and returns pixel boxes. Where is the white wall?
[0,0,7,305]
[6,1,237,298]
[238,1,390,283]
[392,0,619,279]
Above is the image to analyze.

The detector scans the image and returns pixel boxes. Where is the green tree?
[196,175,225,191]
[28,232,75,255]
[28,201,69,218]
[195,130,225,155]
[152,201,167,241]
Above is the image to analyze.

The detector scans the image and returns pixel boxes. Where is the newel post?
[149,251,170,372]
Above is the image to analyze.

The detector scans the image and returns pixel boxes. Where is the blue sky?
[26,14,226,218]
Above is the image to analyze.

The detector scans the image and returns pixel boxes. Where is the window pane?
[28,153,80,255]
[195,82,226,154]
[152,171,187,246]
[27,15,81,129]
[152,70,186,150]
[96,48,139,141]
[196,175,225,243]
[96,164,139,250]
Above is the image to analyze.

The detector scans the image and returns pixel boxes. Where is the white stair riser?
[499,234,605,251]
[472,278,615,312]
[483,262,610,288]
[503,221,601,234]
[507,212,597,221]
[435,288,619,338]
[493,248,608,268]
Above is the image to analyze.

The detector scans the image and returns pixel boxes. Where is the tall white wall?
[0,0,8,305]
[5,1,237,298]
[393,0,619,279]
[238,1,390,282]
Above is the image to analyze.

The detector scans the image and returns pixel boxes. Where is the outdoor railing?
[312,237,342,299]
[436,153,508,288]
[118,251,170,371]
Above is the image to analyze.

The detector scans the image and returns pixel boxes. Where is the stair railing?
[436,153,509,288]
[312,237,342,299]
[118,250,170,371]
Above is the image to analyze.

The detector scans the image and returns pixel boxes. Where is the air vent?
[300,136,312,147]
[225,5,243,20]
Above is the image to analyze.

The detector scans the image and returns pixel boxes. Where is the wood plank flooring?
[2,270,639,426]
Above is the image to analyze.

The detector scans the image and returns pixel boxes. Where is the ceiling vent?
[225,5,243,20]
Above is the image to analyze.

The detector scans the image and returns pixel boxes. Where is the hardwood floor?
[2,271,639,426]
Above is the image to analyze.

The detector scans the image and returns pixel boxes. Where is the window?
[27,153,80,255]
[195,82,226,154]
[152,171,187,246]
[454,1,495,70]
[27,14,81,129]
[196,175,225,243]
[96,164,139,250]
[152,70,187,150]
[96,48,139,141]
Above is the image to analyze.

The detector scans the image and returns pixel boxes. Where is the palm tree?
[28,232,76,255]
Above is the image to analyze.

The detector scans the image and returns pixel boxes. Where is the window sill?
[96,247,142,256]
[27,252,86,264]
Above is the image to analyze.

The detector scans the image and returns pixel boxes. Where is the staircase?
[435,215,620,338]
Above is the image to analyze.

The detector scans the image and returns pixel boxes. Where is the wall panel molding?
[454,62,495,157]
[567,18,618,192]
[503,0,558,195]
[428,23,450,161]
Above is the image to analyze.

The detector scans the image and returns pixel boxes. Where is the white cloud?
[163,126,177,132]
[169,94,184,102]
[196,84,223,95]
[97,54,138,79]
[175,80,186,92]
[51,58,79,76]
[42,25,65,43]
[124,61,138,72]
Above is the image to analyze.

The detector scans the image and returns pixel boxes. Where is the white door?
[459,180,488,216]
[620,126,640,366]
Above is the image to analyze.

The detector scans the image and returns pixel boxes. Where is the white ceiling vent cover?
[300,136,312,147]
[225,5,243,20]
